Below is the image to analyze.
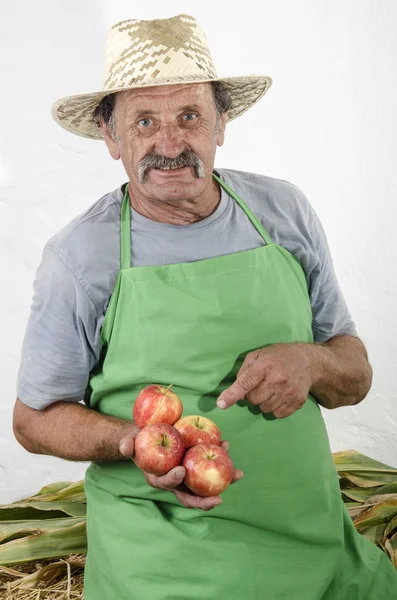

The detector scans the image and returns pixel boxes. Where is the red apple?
[134,423,185,476]
[182,444,234,497]
[133,384,183,429]
[174,415,222,448]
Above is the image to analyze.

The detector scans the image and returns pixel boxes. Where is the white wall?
[1,0,396,503]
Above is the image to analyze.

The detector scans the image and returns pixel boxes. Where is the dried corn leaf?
[384,514,397,538]
[7,557,84,590]
[18,482,74,501]
[341,487,377,503]
[390,531,397,550]
[359,523,386,545]
[333,450,397,474]
[0,517,85,544]
[346,504,368,519]
[0,520,87,565]
[363,493,397,506]
[367,482,397,497]
[353,499,397,531]
[26,481,85,504]
[380,537,397,569]
[0,501,86,521]
[338,472,397,488]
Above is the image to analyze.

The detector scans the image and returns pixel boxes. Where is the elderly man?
[13,13,397,600]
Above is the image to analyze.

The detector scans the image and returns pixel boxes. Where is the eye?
[138,118,153,128]
[182,113,198,122]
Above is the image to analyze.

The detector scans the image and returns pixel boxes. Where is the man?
[13,13,397,600]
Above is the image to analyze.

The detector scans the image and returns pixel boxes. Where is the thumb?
[217,360,264,409]
[119,436,134,458]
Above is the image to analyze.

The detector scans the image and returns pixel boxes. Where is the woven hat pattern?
[51,14,272,139]
[104,15,217,89]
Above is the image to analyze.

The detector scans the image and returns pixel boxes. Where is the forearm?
[306,335,373,409]
[13,399,138,462]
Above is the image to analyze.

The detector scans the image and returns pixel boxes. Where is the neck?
[127,178,221,225]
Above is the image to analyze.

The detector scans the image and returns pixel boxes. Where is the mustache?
[138,150,205,183]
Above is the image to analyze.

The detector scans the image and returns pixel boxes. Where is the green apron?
[83,173,397,599]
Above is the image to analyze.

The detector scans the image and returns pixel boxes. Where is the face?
[101,83,226,203]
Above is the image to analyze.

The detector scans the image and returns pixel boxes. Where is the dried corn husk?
[1,450,397,598]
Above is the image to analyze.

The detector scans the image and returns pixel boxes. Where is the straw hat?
[51,14,272,140]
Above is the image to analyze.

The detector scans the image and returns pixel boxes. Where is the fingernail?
[217,400,226,409]
[174,468,185,478]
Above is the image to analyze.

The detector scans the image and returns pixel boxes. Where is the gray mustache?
[138,150,205,183]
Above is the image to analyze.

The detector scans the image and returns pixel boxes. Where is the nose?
[153,122,186,158]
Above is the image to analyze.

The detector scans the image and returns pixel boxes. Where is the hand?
[216,343,313,418]
[119,437,243,511]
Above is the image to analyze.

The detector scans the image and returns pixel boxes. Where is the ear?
[100,120,120,160]
[216,113,227,147]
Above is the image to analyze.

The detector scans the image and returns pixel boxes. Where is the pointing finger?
[217,362,265,409]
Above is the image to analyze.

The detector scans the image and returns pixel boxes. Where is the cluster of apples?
[132,384,234,497]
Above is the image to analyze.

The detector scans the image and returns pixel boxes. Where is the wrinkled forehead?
[116,82,214,115]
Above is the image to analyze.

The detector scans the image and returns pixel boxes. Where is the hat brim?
[51,75,272,140]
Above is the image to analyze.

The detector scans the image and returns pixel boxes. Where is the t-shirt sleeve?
[300,199,358,343]
[17,247,101,410]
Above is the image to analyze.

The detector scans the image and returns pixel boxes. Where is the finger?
[257,393,280,414]
[173,487,223,511]
[221,440,230,452]
[232,469,244,483]
[237,350,260,375]
[145,466,186,490]
[247,386,276,408]
[272,403,296,419]
[119,436,134,458]
[217,362,265,409]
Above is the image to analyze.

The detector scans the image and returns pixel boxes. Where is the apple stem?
[164,383,174,394]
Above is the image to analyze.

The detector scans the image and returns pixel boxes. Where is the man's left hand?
[216,343,313,418]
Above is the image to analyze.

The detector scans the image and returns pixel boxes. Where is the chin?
[145,176,204,198]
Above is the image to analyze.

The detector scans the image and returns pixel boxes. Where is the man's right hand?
[119,437,243,511]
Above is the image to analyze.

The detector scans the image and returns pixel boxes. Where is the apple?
[134,423,185,476]
[174,415,222,448]
[182,444,234,497]
[133,384,183,429]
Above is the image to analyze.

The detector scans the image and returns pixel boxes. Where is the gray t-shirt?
[17,168,357,410]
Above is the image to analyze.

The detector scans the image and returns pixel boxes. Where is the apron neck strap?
[120,173,274,269]
[212,172,273,245]
[120,184,131,270]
